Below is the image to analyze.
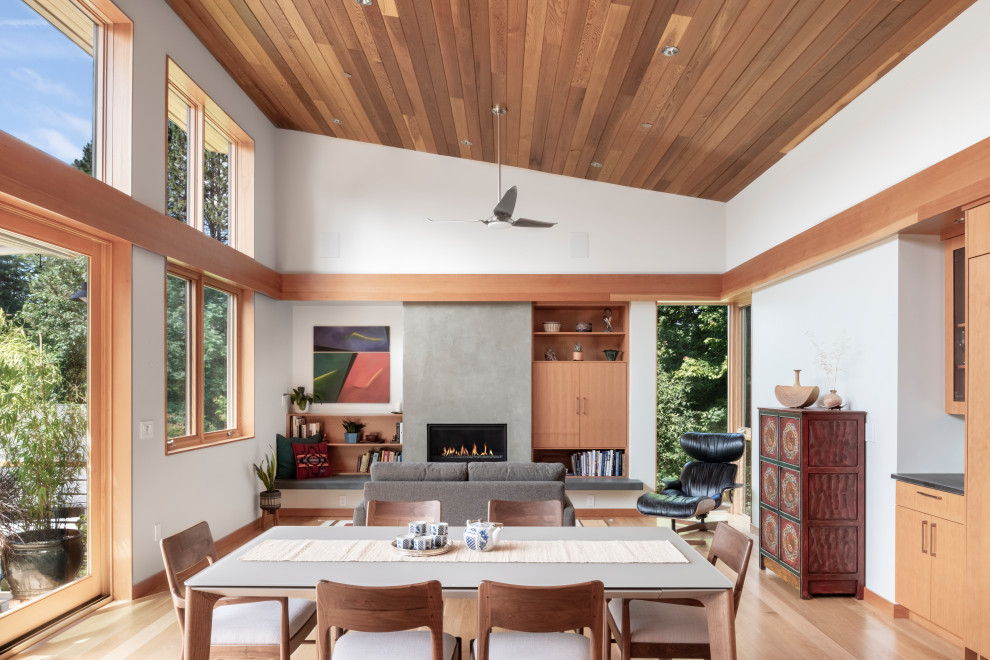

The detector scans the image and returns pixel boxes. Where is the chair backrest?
[316,580,447,660]
[678,433,745,498]
[487,499,563,526]
[706,522,754,614]
[160,521,218,631]
[477,580,604,660]
[365,499,442,526]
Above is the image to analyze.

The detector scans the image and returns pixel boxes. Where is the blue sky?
[0,1,93,164]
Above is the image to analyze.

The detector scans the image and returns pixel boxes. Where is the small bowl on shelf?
[542,322,561,333]
[575,322,592,332]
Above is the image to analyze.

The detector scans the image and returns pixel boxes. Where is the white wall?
[752,241,900,600]
[116,0,278,268]
[274,130,725,275]
[727,0,990,269]
[629,301,658,492]
[290,302,404,415]
[897,236,965,472]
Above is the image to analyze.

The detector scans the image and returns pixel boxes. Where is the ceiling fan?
[428,106,557,230]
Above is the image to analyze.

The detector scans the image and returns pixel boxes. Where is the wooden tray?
[390,540,454,557]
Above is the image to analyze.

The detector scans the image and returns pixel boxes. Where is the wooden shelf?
[286,413,403,476]
[323,442,403,448]
[534,331,626,336]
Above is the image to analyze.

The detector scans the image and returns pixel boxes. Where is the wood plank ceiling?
[166,0,974,202]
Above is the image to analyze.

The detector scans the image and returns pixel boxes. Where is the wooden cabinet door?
[930,517,965,636]
[895,505,931,619]
[532,363,580,448]
[578,362,627,448]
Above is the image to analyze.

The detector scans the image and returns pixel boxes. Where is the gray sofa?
[352,461,575,526]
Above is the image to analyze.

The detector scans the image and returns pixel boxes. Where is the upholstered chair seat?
[333,630,459,659]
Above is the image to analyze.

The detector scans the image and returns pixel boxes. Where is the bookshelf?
[285,413,402,476]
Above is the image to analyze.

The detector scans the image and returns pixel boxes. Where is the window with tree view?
[166,266,242,452]
[166,58,252,252]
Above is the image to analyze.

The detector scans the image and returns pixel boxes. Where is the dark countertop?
[890,473,964,495]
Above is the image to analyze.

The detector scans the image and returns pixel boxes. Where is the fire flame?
[440,443,495,457]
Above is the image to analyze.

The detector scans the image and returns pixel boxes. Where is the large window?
[166,264,250,453]
[0,0,131,191]
[166,58,253,255]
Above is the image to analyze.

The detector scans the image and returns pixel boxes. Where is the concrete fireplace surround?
[402,302,532,462]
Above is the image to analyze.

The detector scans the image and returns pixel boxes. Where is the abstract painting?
[313,326,390,403]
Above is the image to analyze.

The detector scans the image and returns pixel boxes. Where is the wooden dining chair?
[487,499,564,526]
[315,580,460,659]
[474,580,605,660]
[606,522,754,659]
[365,499,441,526]
[160,521,317,660]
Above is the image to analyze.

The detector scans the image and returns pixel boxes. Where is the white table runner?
[239,538,688,564]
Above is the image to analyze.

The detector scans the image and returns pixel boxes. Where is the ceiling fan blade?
[493,185,518,220]
[511,217,557,228]
[427,217,485,223]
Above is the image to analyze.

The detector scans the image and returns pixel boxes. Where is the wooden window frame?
[166,262,254,454]
[166,58,254,257]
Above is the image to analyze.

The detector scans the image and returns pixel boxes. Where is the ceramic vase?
[773,369,819,408]
[823,390,843,409]
[573,352,583,361]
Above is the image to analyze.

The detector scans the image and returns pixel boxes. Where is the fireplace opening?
[428,424,507,463]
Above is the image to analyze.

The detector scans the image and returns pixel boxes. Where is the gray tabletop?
[186,525,733,596]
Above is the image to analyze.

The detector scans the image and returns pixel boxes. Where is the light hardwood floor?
[16,513,960,659]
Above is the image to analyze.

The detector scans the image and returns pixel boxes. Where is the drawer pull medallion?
[916,491,942,500]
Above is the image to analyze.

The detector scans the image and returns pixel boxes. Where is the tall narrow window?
[166,58,253,254]
[166,265,249,453]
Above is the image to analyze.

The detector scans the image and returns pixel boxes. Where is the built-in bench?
[275,474,644,491]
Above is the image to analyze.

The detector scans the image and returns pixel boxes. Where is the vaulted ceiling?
[166,0,973,202]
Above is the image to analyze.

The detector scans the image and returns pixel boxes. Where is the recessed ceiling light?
[354,0,372,6]
[342,72,353,78]
[332,118,343,125]
[661,46,679,57]
[590,162,603,168]
[460,139,473,146]
[641,122,653,129]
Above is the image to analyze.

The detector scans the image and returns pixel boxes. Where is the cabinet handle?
[582,397,587,414]
[575,397,580,415]
[931,523,937,558]
[916,491,942,500]
[921,520,927,554]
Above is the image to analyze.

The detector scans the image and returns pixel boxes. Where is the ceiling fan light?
[487,220,511,230]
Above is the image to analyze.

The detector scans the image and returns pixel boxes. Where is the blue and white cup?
[432,534,448,548]
[430,522,448,536]
[395,534,416,550]
[413,536,434,551]
[408,521,428,535]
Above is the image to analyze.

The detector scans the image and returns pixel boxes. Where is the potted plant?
[289,386,320,412]
[342,418,366,444]
[0,317,87,600]
[252,449,281,513]
[572,343,584,361]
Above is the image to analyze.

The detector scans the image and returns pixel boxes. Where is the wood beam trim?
[0,132,280,298]
[279,273,723,302]
[721,134,990,299]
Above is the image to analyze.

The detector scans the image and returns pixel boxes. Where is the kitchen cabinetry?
[758,407,866,599]
[895,481,965,637]
[966,201,990,658]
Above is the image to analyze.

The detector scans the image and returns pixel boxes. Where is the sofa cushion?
[276,433,322,479]
[371,462,467,482]
[469,461,566,483]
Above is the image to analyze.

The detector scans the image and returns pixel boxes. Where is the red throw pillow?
[293,442,331,479]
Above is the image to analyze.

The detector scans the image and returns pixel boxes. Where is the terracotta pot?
[573,352,583,361]
[823,390,843,409]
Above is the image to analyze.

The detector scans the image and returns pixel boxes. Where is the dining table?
[182,524,737,659]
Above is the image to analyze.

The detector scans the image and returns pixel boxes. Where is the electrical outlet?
[585,495,595,506]
[153,523,161,542]
[338,495,347,506]
[139,420,154,440]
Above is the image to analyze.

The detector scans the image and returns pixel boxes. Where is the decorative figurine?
[603,307,613,332]
[544,347,557,361]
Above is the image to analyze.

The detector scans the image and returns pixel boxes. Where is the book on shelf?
[568,449,624,477]
[357,448,403,473]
